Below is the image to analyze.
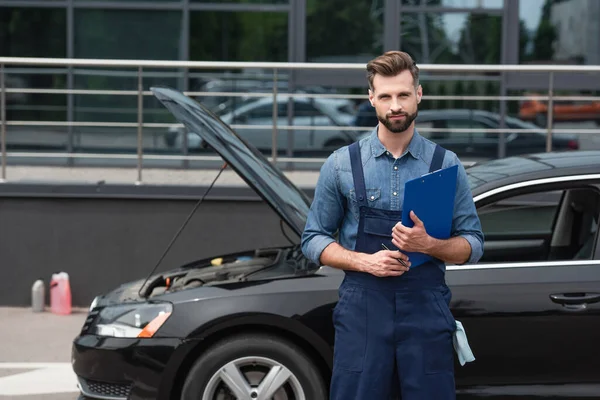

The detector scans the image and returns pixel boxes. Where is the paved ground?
[0,307,87,399]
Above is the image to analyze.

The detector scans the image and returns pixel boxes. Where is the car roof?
[417,109,507,120]
[468,150,600,196]
[223,94,350,116]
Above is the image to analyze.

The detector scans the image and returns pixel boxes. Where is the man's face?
[369,70,422,134]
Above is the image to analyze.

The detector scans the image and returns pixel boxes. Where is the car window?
[429,119,472,140]
[448,119,489,139]
[292,102,322,117]
[245,104,274,119]
[274,101,323,118]
[478,187,599,263]
[479,191,563,236]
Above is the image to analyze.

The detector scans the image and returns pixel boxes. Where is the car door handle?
[549,293,600,305]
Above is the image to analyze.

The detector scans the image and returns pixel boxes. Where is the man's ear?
[368,89,375,107]
[416,85,423,104]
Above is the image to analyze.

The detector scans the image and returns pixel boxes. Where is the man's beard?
[377,110,418,133]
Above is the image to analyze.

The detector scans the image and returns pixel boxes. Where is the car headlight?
[93,302,172,338]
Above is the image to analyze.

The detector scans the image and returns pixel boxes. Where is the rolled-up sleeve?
[449,157,484,264]
[301,153,345,265]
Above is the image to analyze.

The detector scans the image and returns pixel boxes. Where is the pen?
[381,243,408,267]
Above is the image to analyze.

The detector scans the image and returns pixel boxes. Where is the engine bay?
[142,245,318,298]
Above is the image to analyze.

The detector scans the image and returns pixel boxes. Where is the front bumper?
[72,334,187,400]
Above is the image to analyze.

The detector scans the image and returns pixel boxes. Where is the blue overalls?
[330,141,457,400]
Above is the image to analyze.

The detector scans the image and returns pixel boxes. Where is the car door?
[282,100,332,152]
[231,102,277,151]
[451,179,600,399]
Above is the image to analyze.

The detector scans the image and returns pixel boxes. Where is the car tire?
[181,333,328,400]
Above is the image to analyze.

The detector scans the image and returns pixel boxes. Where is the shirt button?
[370,195,375,200]
[393,192,397,196]
[386,151,390,155]
[394,166,398,170]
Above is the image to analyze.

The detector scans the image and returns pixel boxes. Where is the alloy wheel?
[202,356,306,400]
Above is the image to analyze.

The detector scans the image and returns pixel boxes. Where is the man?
[301,51,484,400]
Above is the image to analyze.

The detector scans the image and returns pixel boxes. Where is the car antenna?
[137,161,228,298]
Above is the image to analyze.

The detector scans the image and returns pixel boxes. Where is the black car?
[72,88,600,400]
[357,109,580,160]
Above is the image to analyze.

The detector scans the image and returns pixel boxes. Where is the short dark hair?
[366,51,420,91]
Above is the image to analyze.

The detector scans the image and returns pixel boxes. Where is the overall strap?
[349,141,368,207]
[429,144,446,173]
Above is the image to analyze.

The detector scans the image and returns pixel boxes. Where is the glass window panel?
[72,8,183,154]
[74,9,182,60]
[189,11,288,62]
[402,0,503,8]
[0,8,67,123]
[78,0,178,2]
[519,0,600,65]
[400,13,502,64]
[191,0,287,3]
[306,0,383,62]
[72,68,182,122]
[479,191,562,236]
[421,79,501,113]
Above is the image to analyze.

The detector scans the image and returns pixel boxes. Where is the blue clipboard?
[399,164,458,267]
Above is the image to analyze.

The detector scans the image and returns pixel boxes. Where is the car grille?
[80,309,100,335]
[79,378,131,399]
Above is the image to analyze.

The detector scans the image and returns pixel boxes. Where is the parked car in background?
[164,94,358,153]
[191,78,335,116]
[519,94,600,126]
[357,109,580,159]
[72,87,600,400]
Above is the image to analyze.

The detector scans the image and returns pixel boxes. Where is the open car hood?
[151,86,311,238]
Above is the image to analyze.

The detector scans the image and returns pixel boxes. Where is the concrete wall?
[0,183,314,307]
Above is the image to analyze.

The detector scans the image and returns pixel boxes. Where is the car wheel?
[181,334,327,400]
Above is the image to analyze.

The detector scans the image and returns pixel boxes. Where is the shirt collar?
[369,125,423,160]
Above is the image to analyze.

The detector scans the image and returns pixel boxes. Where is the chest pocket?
[347,188,381,221]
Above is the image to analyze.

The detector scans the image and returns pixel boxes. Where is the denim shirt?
[301,127,484,270]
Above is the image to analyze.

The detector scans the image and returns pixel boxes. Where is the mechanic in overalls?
[301,51,484,399]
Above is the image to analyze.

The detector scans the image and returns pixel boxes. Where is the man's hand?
[319,242,410,277]
[357,250,410,277]
[392,211,433,253]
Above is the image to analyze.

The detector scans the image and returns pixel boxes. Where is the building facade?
[1,0,599,159]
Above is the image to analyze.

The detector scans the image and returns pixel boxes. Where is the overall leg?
[394,287,456,400]
[330,283,397,400]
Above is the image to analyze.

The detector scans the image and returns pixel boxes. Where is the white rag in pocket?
[453,320,475,366]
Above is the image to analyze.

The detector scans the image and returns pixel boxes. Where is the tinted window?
[479,191,562,237]
[276,101,322,118]
[291,102,321,117]
[430,119,472,140]
[245,104,274,119]
[478,187,599,263]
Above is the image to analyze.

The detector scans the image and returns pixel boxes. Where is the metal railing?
[1,56,600,184]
